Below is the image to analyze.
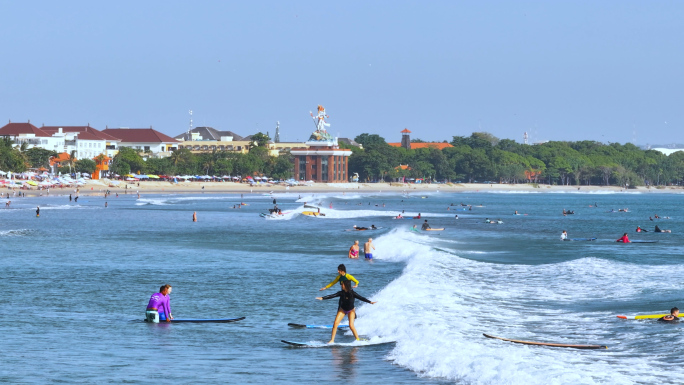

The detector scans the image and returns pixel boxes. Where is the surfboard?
[288,323,349,329]
[145,317,245,323]
[302,211,325,217]
[617,314,669,320]
[483,333,607,349]
[345,227,383,232]
[618,240,658,243]
[424,228,444,231]
[281,339,395,347]
[564,238,597,241]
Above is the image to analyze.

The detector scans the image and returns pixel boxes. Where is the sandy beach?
[7,180,683,197]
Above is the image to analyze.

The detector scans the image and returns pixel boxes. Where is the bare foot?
[327,340,335,344]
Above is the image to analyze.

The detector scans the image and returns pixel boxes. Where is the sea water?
[1,189,683,384]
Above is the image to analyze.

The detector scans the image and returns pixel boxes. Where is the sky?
[1,1,683,146]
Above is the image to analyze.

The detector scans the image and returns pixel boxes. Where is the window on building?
[298,157,306,181]
[321,157,328,182]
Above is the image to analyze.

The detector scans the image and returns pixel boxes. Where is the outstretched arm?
[317,291,342,301]
[353,292,375,304]
[320,275,341,291]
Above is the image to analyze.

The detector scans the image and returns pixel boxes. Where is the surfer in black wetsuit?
[421,220,430,230]
[658,307,679,323]
[316,280,376,343]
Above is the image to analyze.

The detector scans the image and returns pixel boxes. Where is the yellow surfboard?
[617,314,669,319]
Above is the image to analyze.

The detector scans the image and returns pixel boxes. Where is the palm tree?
[65,150,77,175]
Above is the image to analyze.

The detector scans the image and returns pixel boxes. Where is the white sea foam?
[351,229,679,384]
[0,229,34,237]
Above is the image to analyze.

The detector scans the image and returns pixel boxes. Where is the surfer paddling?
[316,280,376,343]
[146,284,173,323]
[658,307,679,323]
[616,233,631,243]
[320,264,359,291]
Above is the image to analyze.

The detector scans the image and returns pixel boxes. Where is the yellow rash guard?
[323,273,359,289]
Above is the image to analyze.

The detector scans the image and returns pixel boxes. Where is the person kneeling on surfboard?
[316,280,376,343]
[658,307,679,323]
[146,284,173,323]
[320,264,359,291]
[616,233,631,243]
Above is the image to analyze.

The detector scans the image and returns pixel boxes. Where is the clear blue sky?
[1,1,682,145]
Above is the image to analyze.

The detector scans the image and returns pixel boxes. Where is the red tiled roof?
[49,152,75,166]
[0,122,51,137]
[401,128,412,133]
[41,126,121,141]
[102,128,180,143]
[388,142,454,150]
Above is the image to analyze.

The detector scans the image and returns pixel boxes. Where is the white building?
[102,128,179,157]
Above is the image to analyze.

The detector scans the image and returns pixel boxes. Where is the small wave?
[0,229,34,237]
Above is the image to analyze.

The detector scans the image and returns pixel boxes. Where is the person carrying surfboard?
[658,307,679,323]
[316,280,376,343]
[146,284,173,323]
[320,264,359,291]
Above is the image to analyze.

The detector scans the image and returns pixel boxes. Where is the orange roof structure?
[388,142,453,150]
[400,128,412,133]
[394,164,412,170]
[49,152,75,166]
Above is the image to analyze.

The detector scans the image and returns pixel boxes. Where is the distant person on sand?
[193,212,197,222]
[616,233,631,243]
[348,240,359,259]
[320,264,359,291]
[364,238,375,260]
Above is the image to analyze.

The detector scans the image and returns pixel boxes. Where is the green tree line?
[347,132,684,187]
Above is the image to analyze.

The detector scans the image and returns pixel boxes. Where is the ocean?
[1,189,682,384]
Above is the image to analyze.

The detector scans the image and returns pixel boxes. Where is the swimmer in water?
[320,264,359,291]
[348,240,359,259]
[658,307,680,323]
[364,238,375,260]
[193,211,197,222]
[316,280,376,343]
[421,219,431,230]
[561,230,568,240]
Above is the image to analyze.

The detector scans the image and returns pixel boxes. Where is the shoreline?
[5,181,683,197]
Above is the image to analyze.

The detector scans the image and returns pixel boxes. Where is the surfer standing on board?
[320,264,358,291]
[658,307,679,323]
[316,280,376,343]
[348,241,359,259]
